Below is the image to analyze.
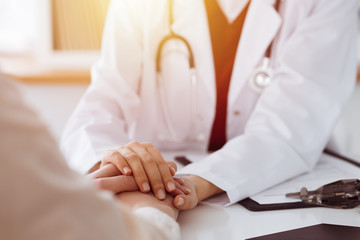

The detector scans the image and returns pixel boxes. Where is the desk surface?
[178,199,360,240]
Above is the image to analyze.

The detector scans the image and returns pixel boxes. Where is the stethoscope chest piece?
[249,57,273,93]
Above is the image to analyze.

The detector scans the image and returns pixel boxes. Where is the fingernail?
[170,167,176,175]
[184,187,191,194]
[167,182,176,191]
[123,167,131,175]
[157,189,166,199]
[142,182,150,192]
[176,197,184,207]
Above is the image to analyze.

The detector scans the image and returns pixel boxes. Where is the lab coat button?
[197,134,205,141]
[233,110,241,116]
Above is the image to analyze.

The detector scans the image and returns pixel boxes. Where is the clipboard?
[238,197,320,211]
[238,150,360,211]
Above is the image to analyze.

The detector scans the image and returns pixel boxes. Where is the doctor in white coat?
[61,0,358,209]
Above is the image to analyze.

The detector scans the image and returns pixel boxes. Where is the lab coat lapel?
[229,0,281,108]
[171,0,216,103]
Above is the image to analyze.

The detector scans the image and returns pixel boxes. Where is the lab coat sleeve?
[60,0,145,173]
[0,76,180,240]
[178,0,358,205]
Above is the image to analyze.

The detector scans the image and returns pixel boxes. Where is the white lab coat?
[61,0,358,205]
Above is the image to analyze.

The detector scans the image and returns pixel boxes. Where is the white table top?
[178,201,360,240]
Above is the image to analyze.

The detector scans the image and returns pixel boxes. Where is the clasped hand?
[88,141,199,211]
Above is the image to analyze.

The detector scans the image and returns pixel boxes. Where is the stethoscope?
[156,0,199,142]
[155,0,280,142]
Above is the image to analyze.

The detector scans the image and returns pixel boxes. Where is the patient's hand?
[89,163,139,193]
[116,191,179,220]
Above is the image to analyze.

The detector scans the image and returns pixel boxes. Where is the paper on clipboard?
[250,154,360,205]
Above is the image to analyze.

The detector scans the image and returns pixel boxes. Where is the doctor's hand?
[171,175,224,211]
[90,163,190,197]
[101,141,179,200]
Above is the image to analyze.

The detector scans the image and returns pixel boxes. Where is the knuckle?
[102,151,121,165]
[127,141,140,148]
[104,151,126,166]
[109,150,121,159]
[117,145,126,151]
[142,155,154,165]
[123,152,138,162]
[130,164,145,175]
[143,142,154,149]
[158,162,170,171]
[103,149,115,159]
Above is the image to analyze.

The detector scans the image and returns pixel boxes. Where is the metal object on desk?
[286,179,360,209]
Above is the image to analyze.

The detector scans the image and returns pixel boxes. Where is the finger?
[118,146,151,193]
[174,178,184,185]
[127,142,167,200]
[88,163,121,179]
[168,188,186,197]
[167,161,177,176]
[173,194,198,210]
[174,181,191,195]
[144,143,176,193]
[167,181,191,197]
[93,175,139,194]
[102,150,132,176]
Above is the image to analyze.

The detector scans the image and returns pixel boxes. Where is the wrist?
[134,207,180,239]
[183,175,223,202]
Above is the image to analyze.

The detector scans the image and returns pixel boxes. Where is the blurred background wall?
[52,0,110,51]
[0,0,359,84]
[0,0,111,83]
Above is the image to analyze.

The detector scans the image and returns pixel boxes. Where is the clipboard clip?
[286,179,360,209]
